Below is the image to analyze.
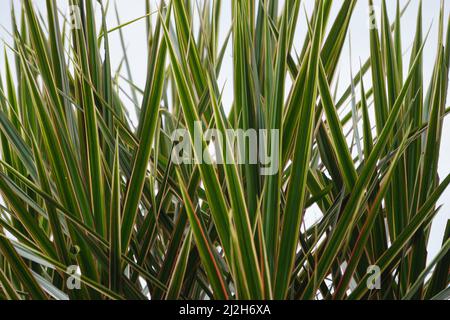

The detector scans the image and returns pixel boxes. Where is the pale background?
[0,0,449,262]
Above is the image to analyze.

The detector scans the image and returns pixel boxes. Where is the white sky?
[0,0,449,261]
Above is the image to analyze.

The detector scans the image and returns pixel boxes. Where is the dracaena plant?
[0,0,449,300]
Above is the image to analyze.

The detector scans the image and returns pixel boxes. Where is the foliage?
[0,0,449,300]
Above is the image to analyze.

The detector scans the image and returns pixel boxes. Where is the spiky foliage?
[0,0,449,300]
